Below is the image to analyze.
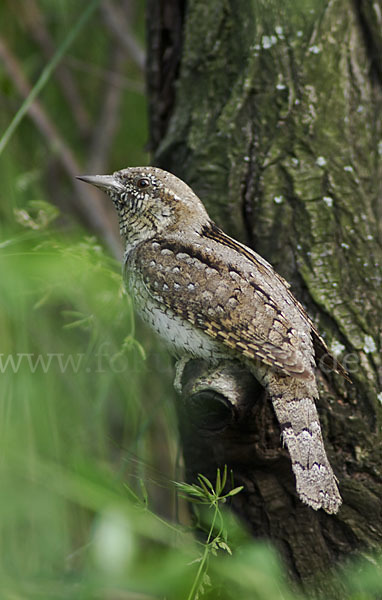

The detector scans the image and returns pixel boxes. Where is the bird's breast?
[126,266,225,362]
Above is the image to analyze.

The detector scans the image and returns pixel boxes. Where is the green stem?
[0,0,100,156]
[124,483,183,537]
[186,503,219,600]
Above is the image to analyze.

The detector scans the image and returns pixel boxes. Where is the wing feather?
[132,237,312,378]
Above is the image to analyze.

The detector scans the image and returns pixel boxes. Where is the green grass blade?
[0,0,100,156]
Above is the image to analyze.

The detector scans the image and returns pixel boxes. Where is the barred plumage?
[78,166,347,514]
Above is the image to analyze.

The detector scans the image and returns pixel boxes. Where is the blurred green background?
[1,2,381,598]
[0,2,186,597]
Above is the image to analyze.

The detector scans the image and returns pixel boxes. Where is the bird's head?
[77,167,209,252]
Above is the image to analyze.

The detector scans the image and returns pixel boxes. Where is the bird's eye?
[136,177,151,189]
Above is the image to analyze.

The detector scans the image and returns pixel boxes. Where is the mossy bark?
[146,0,382,592]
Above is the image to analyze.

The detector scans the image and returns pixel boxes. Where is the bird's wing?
[132,236,312,378]
[201,223,350,381]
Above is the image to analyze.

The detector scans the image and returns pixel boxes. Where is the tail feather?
[273,396,342,513]
[255,367,342,514]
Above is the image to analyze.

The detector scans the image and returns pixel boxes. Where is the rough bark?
[146,0,382,593]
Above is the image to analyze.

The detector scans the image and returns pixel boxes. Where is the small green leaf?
[216,468,222,496]
[220,464,228,490]
[62,311,94,330]
[14,200,59,230]
[197,474,215,494]
[217,541,232,555]
[226,485,244,497]
[139,478,148,507]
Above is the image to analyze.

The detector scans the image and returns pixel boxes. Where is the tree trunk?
[146,0,382,593]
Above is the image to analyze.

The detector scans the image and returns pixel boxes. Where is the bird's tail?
[267,375,342,514]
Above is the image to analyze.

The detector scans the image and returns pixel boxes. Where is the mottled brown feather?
[203,223,350,381]
[132,236,312,378]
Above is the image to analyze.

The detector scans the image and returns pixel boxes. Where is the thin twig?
[20,0,92,137]
[100,0,145,72]
[0,36,121,259]
[87,46,125,174]
[64,56,144,93]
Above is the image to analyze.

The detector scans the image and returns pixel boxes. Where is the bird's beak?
[76,174,124,194]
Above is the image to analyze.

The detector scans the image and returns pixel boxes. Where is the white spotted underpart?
[128,267,223,361]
